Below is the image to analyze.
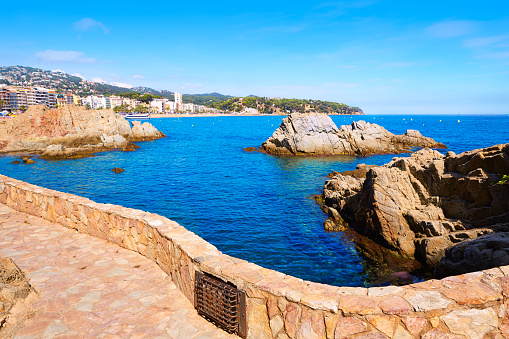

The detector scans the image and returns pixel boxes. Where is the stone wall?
[1,173,508,338]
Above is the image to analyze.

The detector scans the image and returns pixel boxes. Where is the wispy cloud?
[73,18,109,34]
[464,34,509,48]
[479,51,509,59]
[426,20,477,38]
[110,82,133,88]
[132,74,144,79]
[34,50,97,64]
[71,73,86,80]
[92,77,106,83]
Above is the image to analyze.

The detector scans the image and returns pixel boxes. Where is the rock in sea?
[261,113,445,156]
[322,143,509,274]
[0,105,165,159]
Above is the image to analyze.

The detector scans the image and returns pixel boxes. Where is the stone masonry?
[1,174,509,338]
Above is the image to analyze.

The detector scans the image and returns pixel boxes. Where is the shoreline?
[150,113,283,118]
[150,112,365,118]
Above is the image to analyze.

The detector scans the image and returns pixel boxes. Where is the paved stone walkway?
[0,203,237,339]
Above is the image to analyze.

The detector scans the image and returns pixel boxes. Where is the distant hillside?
[0,66,363,113]
[209,97,364,115]
[0,66,175,98]
[182,92,232,105]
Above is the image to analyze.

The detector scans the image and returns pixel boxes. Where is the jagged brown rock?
[322,144,509,271]
[0,256,37,338]
[261,113,445,156]
[0,105,165,158]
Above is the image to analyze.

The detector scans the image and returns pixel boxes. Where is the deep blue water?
[0,114,508,287]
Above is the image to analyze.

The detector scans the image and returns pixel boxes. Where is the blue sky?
[1,0,508,114]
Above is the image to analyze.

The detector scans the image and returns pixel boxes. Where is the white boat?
[125,113,151,120]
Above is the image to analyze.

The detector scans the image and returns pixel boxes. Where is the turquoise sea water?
[0,114,508,287]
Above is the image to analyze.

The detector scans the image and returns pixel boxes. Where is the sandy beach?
[150,113,283,118]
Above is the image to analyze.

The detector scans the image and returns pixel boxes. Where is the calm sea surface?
[0,114,508,286]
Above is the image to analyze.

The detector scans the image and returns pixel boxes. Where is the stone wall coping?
[2,173,509,338]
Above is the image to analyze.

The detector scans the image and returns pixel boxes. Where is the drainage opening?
[194,271,246,338]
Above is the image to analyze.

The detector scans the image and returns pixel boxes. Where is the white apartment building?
[82,95,111,109]
[150,98,169,112]
[174,92,182,110]
[0,85,57,110]
[165,101,177,112]
[180,103,195,113]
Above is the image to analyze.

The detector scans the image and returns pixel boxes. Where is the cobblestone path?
[0,203,236,338]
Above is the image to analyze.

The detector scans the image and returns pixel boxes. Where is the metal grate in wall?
[194,271,246,338]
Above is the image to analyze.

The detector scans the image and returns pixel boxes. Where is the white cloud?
[51,69,65,73]
[35,50,97,64]
[92,77,106,84]
[464,34,509,48]
[71,73,86,80]
[110,82,133,89]
[73,18,109,34]
[426,20,477,38]
[132,74,144,79]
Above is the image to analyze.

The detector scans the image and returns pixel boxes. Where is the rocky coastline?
[321,144,509,278]
[260,113,446,156]
[0,105,165,159]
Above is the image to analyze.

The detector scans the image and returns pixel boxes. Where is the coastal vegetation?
[1,66,362,114]
[208,96,363,114]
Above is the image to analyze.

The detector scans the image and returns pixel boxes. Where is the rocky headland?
[261,113,445,156]
[0,105,165,159]
[322,144,509,277]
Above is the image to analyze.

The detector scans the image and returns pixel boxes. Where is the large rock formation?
[261,113,445,156]
[0,105,164,158]
[0,256,37,337]
[322,144,509,271]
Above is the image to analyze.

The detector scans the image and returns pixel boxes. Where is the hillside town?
[0,66,219,115]
[0,84,218,115]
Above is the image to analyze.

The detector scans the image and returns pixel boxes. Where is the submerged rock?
[322,144,509,273]
[111,167,124,174]
[22,157,35,164]
[261,113,445,156]
[0,105,165,158]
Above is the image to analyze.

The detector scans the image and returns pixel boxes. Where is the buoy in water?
[458,120,460,123]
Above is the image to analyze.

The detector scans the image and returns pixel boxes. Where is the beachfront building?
[165,101,177,113]
[179,103,195,113]
[81,95,111,109]
[109,95,123,109]
[0,85,57,110]
[150,98,170,112]
[56,92,73,107]
[72,94,81,106]
[174,92,182,111]
[0,85,11,111]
